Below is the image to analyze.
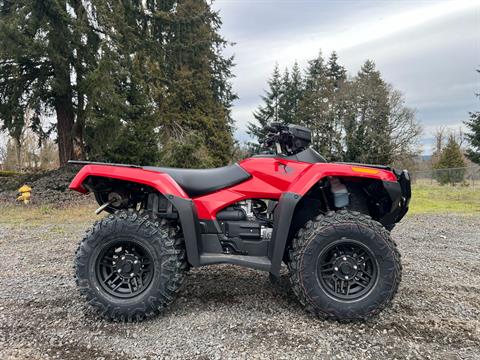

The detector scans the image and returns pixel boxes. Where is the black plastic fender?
[269,192,302,277]
[167,195,201,267]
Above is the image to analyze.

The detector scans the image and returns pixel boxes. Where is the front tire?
[288,210,401,321]
[75,210,187,322]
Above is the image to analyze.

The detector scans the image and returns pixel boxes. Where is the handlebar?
[262,122,311,156]
[263,123,291,152]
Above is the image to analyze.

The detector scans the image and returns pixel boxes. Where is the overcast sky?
[213,0,480,154]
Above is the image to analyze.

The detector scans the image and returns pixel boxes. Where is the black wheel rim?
[95,240,154,299]
[316,239,378,301]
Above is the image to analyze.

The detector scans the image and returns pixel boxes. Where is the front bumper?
[395,169,411,222]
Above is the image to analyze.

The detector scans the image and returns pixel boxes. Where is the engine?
[215,199,276,255]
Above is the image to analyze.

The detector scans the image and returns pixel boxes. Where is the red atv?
[69,123,410,322]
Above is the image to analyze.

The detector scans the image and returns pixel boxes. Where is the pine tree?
[247,63,283,148]
[464,70,480,164]
[280,62,303,125]
[0,0,100,166]
[346,60,392,164]
[326,51,347,89]
[465,110,480,164]
[325,52,346,160]
[84,0,235,167]
[433,134,466,185]
[160,0,235,168]
[298,52,334,157]
[84,0,164,165]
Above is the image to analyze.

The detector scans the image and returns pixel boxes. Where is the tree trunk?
[15,138,22,172]
[50,0,76,167]
[55,96,75,166]
[74,93,86,160]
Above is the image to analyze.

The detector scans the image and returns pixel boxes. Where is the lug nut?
[121,256,125,260]
[117,269,121,273]
[134,260,139,264]
[353,265,357,270]
[345,276,349,280]
[342,257,347,261]
[334,267,338,271]
[130,273,134,277]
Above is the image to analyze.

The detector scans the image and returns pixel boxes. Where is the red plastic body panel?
[69,158,397,220]
[69,165,189,198]
[193,158,396,219]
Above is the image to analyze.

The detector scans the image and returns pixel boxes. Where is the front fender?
[287,162,397,195]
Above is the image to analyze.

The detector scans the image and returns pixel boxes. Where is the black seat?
[143,164,251,197]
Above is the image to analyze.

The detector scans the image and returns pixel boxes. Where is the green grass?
[409,183,480,214]
[0,203,99,226]
[0,170,19,177]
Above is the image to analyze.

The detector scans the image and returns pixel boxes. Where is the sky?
[212,0,480,154]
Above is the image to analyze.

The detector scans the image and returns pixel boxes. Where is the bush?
[433,168,466,185]
[433,135,466,185]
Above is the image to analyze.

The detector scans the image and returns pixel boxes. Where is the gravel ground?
[0,212,479,359]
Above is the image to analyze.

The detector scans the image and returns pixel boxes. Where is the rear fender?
[69,164,188,197]
[69,164,201,266]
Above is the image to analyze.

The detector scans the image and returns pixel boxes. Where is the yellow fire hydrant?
[17,185,32,204]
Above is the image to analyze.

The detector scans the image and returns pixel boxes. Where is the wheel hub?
[114,253,142,278]
[95,240,154,299]
[333,256,359,279]
[317,239,378,301]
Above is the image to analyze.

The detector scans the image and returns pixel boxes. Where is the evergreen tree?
[278,68,291,124]
[433,134,466,185]
[346,60,392,164]
[464,70,480,164]
[0,0,100,166]
[249,51,421,165]
[160,0,235,167]
[280,62,303,125]
[84,0,166,165]
[0,0,235,168]
[326,51,347,89]
[298,52,334,157]
[247,63,283,148]
[465,109,480,164]
[325,52,347,160]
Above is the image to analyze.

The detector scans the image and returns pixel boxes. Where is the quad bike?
[69,123,410,322]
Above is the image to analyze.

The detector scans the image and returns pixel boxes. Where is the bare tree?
[432,127,447,164]
[388,88,423,163]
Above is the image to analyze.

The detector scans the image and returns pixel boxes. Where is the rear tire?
[75,210,187,322]
[288,210,401,321]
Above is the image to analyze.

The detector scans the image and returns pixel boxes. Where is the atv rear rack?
[68,160,142,168]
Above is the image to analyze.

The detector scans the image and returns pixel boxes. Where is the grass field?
[409,183,480,214]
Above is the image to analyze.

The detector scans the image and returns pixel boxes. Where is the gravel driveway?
[0,212,479,359]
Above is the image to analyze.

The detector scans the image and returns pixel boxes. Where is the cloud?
[215,0,480,154]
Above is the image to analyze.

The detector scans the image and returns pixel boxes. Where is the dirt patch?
[0,165,86,206]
